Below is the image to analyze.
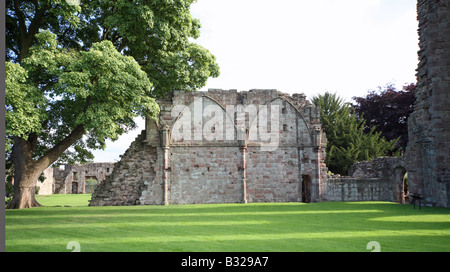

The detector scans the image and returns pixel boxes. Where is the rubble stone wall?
[89,132,158,206]
[324,178,393,202]
[54,162,115,194]
[322,157,407,203]
[405,0,450,207]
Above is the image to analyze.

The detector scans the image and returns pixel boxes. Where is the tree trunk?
[7,185,42,209]
[7,125,85,209]
[7,137,46,209]
[7,161,46,209]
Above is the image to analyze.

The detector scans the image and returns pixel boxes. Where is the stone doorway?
[85,177,99,194]
[302,175,311,203]
[393,166,408,204]
[402,171,409,204]
[72,182,78,194]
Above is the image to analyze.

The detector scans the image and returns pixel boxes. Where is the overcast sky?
[91,0,419,162]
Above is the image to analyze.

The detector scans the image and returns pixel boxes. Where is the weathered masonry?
[90,0,450,208]
[405,0,449,208]
[323,157,408,204]
[90,89,328,206]
[54,163,115,194]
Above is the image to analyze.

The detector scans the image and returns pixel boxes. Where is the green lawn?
[5,194,450,252]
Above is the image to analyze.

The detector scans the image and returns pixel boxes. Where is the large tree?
[5,0,219,209]
[312,92,399,175]
[351,83,416,152]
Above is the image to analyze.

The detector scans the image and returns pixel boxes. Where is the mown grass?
[4,194,450,252]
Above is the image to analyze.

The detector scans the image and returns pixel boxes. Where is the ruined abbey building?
[90,90,328,206]
[90,0,450,208]
[89,89,412,207]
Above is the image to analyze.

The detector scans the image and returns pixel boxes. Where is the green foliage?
[85,178,98,185]
[312,92,399,175]
[145,43,220,97]
[6,0,81,62]
[7,0,220,95]
[5,180,14,206]
[97,0,220,97]
[6,0,219,167]
[6,30,160,163]
[5,62,46,152]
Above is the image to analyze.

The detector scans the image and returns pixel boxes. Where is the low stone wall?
[322,157,407,203]
[323,177,394,202]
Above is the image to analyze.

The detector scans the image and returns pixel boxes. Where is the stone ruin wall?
[89,89,425,207]
[322,157,407,203]
[90,1,450,208]
[90,131,159,205]
[90,89,328,206]
[36,167,54,195]
[53,162,115,194]
[405,0,449,207]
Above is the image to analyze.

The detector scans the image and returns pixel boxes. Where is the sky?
[91,0,419,162]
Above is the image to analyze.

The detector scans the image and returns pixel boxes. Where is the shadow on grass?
[7,200,450,217]
[6,201,450,252]
[7,232,450,252]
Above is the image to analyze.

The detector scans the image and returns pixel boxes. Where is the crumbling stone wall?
[322,157,407,203]
[89,132,157,205]
[405,0,450,207]
[90,89,328,206]
[54,162,115,194]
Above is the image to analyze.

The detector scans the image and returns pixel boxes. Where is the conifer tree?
[312,92,399,175]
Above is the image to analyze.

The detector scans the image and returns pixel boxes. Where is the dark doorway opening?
[72,182,78,194]
[301,175,311,203]
[393,166,408,204]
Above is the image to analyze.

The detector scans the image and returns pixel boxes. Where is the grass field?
[4,194,450,252]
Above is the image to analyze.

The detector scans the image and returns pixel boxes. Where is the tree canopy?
[5,0,219,208]
[351,83,415,151]
[312,92,399,175]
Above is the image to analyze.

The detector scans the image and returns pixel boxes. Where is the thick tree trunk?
[7,137,46,209]
[7,162,45,209]
[7,185,42,209]
[7,125,85,209]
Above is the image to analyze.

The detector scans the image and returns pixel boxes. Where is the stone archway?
[85,176,99,194]
[393,166,408,204]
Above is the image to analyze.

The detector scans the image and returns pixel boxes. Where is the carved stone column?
[238,128,248,204]
[160,125,171,205]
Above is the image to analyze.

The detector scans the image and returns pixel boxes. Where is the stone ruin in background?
[53,163,115,194]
